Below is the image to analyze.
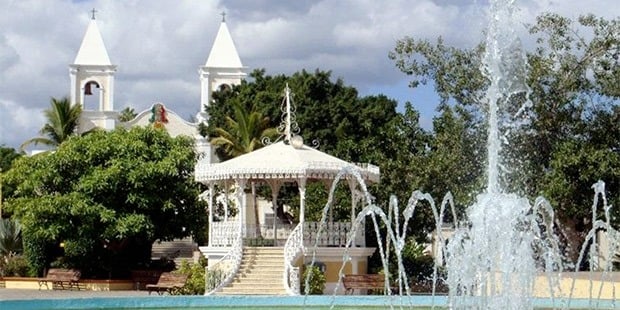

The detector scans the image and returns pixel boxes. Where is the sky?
[0,0,617,150]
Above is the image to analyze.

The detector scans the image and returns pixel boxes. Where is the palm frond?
[21,97,81,151]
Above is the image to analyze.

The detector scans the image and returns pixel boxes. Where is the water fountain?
[303,0,620,309]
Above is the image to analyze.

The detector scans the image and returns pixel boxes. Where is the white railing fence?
[210,221,365,247]
[204,223,244,295]
[283,223,304,295]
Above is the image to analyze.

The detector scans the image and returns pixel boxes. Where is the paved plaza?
[0,288,149,301]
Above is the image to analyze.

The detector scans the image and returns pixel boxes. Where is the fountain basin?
[0,294,618,309]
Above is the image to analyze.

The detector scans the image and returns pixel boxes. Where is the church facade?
[70,14,246,163]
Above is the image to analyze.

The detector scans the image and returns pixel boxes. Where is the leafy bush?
[301,265,326,295]
[205,267,226,292]
[173,259,206,295]
[0,219,22,256]
[1,254,30,277]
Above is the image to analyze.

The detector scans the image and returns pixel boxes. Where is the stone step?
[218,288,287,295]
[216,246,287,295]
[234,270,282,277]
[241,253,283,259]
[231,277,282,284]
[241,254,283,259]
[240,258,283,264]
[241,257,282,261]
[239,261,283,267]
[236,269,282,275]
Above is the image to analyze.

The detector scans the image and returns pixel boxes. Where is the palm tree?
[210,102,278,239]
[210,102,278,159]
[20,97,82,151]
[118,107,137,122]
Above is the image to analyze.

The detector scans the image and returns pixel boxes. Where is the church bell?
[84,82,99,95]
[84,82,92,95]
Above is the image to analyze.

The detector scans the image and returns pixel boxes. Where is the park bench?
[131,270,163,290]
[38,268,81,290]
[342,274,392,295]
[146,272,188,295]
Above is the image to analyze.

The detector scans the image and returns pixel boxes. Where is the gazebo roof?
[195,140,380,183]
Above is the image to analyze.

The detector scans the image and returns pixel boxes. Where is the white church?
[69,13,380,295]
[71,13,245,165]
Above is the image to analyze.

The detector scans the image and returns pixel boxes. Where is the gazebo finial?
[284,84,292,142]
[262,84,300,146]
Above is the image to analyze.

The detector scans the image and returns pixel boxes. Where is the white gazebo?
[196,86,380,295]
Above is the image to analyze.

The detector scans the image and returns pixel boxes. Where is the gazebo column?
[207,183,214,246]
[266,180,282,245]
[297,178,307,224]
[224,180,229,221]
[235,179,248,237]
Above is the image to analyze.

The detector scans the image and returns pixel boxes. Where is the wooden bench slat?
[38,268,81,290]
[146,272,188,295]
[342,274,390,295]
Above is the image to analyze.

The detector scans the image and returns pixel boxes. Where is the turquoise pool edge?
[1,295,618,309]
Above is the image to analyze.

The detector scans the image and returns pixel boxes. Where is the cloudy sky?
[0,0,616,150]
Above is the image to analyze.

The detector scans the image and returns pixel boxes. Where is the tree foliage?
[0,146,22,173]
[118,107,137,122]
[4,127,206,277]
[391,13,620,264]
[208,69,433,235]
[210,101,278,160]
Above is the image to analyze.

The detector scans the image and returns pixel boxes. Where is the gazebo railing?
[210,221,365,247]
[283,223,304,295]
[210,221,240,246]
[205,223,244,295]
[303,222,365,247]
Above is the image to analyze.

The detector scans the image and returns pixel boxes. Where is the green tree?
[4,127,206,277]
[209,100,278,237]
[208,69,434,279]
[391,13,620,264]
[0,146,22,172]
[0,146,22,219]
[422,104,485,220]
[20,97,82,151]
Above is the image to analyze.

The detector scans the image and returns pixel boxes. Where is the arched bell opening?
[82,80,102,111]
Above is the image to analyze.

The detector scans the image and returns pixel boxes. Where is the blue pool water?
[1,295,616,310]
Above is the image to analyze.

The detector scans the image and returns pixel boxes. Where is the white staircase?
[217,247,287,295]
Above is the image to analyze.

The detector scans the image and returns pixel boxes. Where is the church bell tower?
[70,10,118,132]
[197,13,246,122]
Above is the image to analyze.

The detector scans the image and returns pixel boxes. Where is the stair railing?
[205,223,244,295]
[283,223,304,295]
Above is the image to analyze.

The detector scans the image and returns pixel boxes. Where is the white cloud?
[0,35,19,72]
[0,0,617,149]
[0,99,45,148]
